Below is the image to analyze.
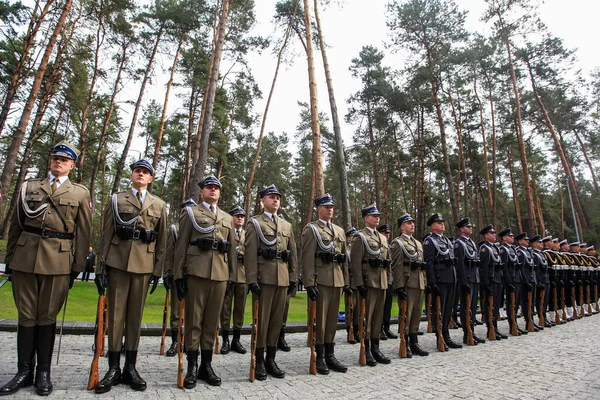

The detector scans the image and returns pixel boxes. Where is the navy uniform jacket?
[532,249,549,285]
[499,244,520,284]
[424,233,456,285]
[454,236,479,286]
[479,241,502,286]
[517,246,536,285]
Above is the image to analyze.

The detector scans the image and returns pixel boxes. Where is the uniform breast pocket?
[24,195,44,210]
[59,198,79,220]
[279,230,290,246]
[146,208,161,227]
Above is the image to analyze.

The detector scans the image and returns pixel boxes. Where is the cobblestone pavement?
[1,315,599,399]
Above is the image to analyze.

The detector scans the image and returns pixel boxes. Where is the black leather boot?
[34,324,55,396]
[404,334,413,357]
[379,328,388,341]
[198,349,221,386]
[254,348,267,381]
[183,350,198,389]
[370,338,391,364]
[364,339,377,366]
[0,325,36,395]
[409,333,429,357]
[231,330,246,354]
[265,346,285,378]
[494,322,508,339]
[220,330,230,355]
[444,336,463,349]
[277,328,290,352]
[95,351,121,394]
[315,344,329,375]
[324,343,347,373]
[383,323,398,339]
[166,331,178,357]
[122,350,146,391]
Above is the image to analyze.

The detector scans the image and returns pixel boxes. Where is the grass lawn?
[0,281,402,325]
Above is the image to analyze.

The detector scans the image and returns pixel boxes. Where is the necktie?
[136,191,143,206]
[51,178,58,194]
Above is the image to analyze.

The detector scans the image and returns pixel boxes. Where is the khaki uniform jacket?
[162,224,178,278]
[234,228,246,283]
[172,205,236,282]
[244,213,297,287]
[100,189,167,276]
[350,228,390,289]
[391,235,426,290]
[6,177,92,274]
[301,220,349,288]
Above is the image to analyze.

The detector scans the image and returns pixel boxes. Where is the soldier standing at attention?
[499,228,524,335]
[377,224,398,341]
[245,185,297,380]
[479,225,507,339]
[94,160,167,394]
[350,204,392,366]
[172,176,236,388]
[531,236,551,327]
[219,205,248,355]
[391,214,429,357]
[162,198,197,357]
[423,213,462,350]
[516,233,538,332]
[1,142,92,396]
[302,194,351,374]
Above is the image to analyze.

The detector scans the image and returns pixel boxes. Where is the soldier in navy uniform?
[453,218,485,345]
[478,225,507,339]
[498,228,524,335]
[516,233,538,331]
[541,237,559,326]
[377,224,398,340]
[423,213,461,350]
[530,236,551,328]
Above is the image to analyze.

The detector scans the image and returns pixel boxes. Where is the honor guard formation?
[1,141,600,396]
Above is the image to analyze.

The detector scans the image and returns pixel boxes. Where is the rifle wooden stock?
[160,290,169,355]
[358,298,366,365]
[553,288,560,325]
[347,293,354,342]
[579,286,585,316]
[572,287,579,319]
[214,318,220,354]
[308,299,317,374]
[426,292,432,333]
[510,291,519,336]
[100,301,107,356]
[595,284,599,313]
[435,296,445,352]
[586,283,592,314]
[538,289,545,326]
[487,295,496,340]
[87,294,106,390]
[561,287,568,323]
[177,299,185,389]
[464,292,475,345]
[527,291,534,332]
[249,298,258,382]
[398,298,408,357]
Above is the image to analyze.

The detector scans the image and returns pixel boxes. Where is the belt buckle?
[41,228,50,238]
[211,241,219,250]
[275,250,282,259]
[132,229,141,240]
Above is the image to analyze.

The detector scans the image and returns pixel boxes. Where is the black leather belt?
[316,252,347,264]
[115,225,157,243]
[24,226,74,240]
[191,238,230,254]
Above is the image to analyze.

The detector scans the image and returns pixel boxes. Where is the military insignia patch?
[481,248,486,252]
[424,240,429,245]
[89,200,93,209]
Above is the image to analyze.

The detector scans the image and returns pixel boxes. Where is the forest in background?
[0,0,599,247]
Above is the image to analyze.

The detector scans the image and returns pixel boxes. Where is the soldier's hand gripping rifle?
[177,299,185,388]
[308,296,317,374]
[87,292,106,390]
[358,296,367,365]
[160,289,169,355]
[464,291,475,345]
[398,285,408,357]
[249,296,259,382]
[435,295,446,352]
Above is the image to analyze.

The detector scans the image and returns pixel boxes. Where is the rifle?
[160,289,169,355]
[308,298,317,374]
[426,292,432,333]
[347,292,354,342]
[538,288,545,326]
[87,294,106,390]
[487,294,497,340]
[586,282,592,315]
[177,299,185,388]
[579,285,585,317]
[553,287,560,325]
[509,291,519,336]
[398,291,408,357]
[464,292,475,345]
[214,318,220,354]
[595,283,599,313]
[561,286,568,323]
[527,291,534,332]
[101,301,107,356]
[249,297,258,382]
[571,286,579,319]
[358,298,366,365]
[435,296,445,352]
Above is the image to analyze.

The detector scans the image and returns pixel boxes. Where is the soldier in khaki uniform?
[219,205,248,355]
[350,204,391,366]
[162,198,196,357]
[391,214,429,357]
[172,176,236,388]
[1,142,92,396]
[245,185,297,380]
[302,194,351,375]
[94,160,167,394]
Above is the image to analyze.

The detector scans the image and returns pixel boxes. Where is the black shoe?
[384,327,398,339]
[409,341,429,357]
[254,348,267,381]
[517,327,528,335]
[370,339,391,364]
[315,344,329,375]
[346,327,356,345]
[364,339,377,366]
[265,347,285,378]
[220,336,230,355]
[444,337,462,349]
[0,325,35,396]
[496,331,508,339]
[277,328,290,352]
[403,335,413,357]
[198,350,221,386]
[475,319,483,325]
[463,333,477,345]
[417,331,424,335]
[122,351,146,391]
[183,350,198,389]
[34,324,55,396]
[379,329,388,341]
[533,323,543,331]
[324,343,347,373]
[95,351,121,394]
[544,321,552,328]
[166,331,178,357]
[231,330,246,354]
[473,334,486,344]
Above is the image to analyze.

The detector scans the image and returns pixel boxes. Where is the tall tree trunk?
[487,84,498,227]
[446,87,467,215]
[111,25,164,193]
[507,148,523,232]
[474,79,493,215]
[313,0,350,229]
[188,0,231,200]
[183,86,200,203]
[0,0,55,135]
[572,130,599,193]
[244,0,298,214]
[416,105,426,237]
[0,0,72,235]
[531,178,544,235]
[366,102,381,210]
